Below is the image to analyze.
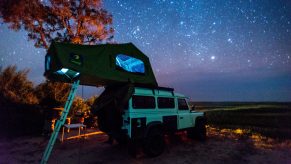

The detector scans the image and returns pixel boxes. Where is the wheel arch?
[195,116,206,127]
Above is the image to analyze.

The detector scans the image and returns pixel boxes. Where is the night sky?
[0,0,291,101]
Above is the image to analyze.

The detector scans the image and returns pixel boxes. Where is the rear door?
[177,98,192,129]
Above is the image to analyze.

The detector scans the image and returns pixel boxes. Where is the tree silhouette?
[0,0,114,49]
[0,65,38,105]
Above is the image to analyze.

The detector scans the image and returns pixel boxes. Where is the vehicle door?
[177,98,192,129]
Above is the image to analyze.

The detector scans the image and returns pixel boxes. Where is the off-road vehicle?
[93,85,206,157]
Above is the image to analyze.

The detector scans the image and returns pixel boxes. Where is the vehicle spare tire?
[143,127,165,157]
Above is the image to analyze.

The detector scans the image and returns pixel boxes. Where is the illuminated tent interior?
[44,41,158,87]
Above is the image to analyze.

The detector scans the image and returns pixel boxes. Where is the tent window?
[45,55,51,71]
[116,54,145,73]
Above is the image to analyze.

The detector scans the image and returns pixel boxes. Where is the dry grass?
[207,125,291,150]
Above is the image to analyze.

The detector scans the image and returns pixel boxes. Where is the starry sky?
[0,0,291,101]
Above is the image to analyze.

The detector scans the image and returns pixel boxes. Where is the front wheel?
[187,117,206,141]
[143,128,165,157]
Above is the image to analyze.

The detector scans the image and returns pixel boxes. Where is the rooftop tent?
[44,41,158,87]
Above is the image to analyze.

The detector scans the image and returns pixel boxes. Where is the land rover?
[93,85,206,157]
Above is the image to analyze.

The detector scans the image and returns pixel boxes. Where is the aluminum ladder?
[40,80,80,164]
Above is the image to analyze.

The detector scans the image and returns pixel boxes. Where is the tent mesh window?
[45,55,51,71]
[115,54,145,73]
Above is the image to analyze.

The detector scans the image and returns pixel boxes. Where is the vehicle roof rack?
[134,84,174,92]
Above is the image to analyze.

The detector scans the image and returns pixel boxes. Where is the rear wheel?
[143,127,165,157]
[115,133,128,145]
[128,139,138,157]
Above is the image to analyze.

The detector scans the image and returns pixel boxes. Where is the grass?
[191,102,291,139]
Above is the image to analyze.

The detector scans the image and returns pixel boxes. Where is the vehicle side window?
[158,97,175,109]
[132,95,155,109]
[178,99,189,110]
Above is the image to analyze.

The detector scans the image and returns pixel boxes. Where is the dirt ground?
[1,126,291,164]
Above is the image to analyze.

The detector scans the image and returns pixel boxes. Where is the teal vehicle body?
[121,87,204,138]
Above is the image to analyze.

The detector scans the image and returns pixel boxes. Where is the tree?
[86,95,98,108]
[0,0,114,108]
[35,80,71,108]
[0,1,112,124]
[0,0,114,49]
[71,96,90,116]
[0,65,38,105]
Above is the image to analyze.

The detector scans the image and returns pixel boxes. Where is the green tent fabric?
[44,41,158,87]
[91,83,135,133]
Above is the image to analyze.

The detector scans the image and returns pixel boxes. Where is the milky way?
[0,0,290,101]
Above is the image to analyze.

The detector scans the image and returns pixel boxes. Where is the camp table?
[61,123,86,142]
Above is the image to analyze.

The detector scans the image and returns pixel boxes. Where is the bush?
[0,65,38,105]
[0,66,43,136]
[35,80,71,108]
[0,65,99,136]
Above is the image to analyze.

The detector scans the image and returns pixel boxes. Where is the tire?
[143,127,165,157]
[115,134,128,145]
[187,117,206,141]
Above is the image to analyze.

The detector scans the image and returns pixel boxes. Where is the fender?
[195,116,206,127]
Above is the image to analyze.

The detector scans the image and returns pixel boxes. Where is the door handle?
[180,117,183,119]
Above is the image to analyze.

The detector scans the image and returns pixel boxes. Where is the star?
[227,38,233,43]
[1,0,290,101]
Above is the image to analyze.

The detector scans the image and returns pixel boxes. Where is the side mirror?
[190,105,196,111]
